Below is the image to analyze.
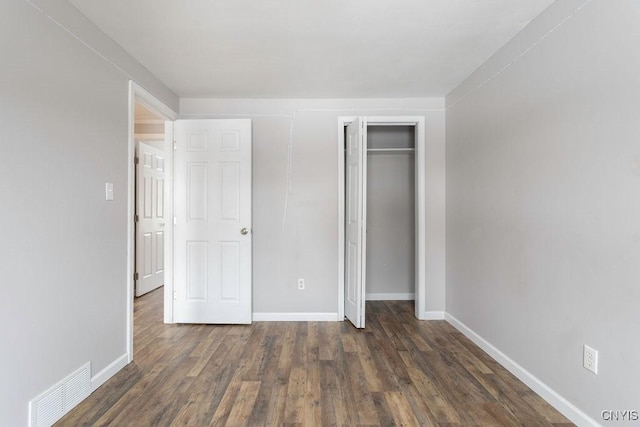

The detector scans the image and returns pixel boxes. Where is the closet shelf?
[367,148,415,153]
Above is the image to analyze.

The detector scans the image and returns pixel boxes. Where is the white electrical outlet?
[297,278,305,290]
[583,345,598,374]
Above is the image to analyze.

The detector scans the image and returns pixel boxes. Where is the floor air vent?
[29,362,91,427]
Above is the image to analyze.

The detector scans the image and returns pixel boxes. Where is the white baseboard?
[91,353,128,392]
[444,313,599,427]
[421,311,445,320]
[252,312,339,321]
[366,292,415,301]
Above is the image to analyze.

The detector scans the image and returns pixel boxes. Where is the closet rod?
[367,148,415,153]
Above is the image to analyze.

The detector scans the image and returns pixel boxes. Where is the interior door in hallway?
[173,119,252,324]
[135,142,166,296]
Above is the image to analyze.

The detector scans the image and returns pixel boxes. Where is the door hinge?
[173,216,177,225]
[135,214,139,222]
[173,290,177,300]
[134,156,139,165]
[134,272,139,281]
[173,141,177,151]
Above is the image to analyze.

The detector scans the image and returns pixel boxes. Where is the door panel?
[174,119,252,324]
[220,242,240,301]
[345,118,367,328]
[136,142,166,296]
[220,162,240,220]
[187,241,208,300]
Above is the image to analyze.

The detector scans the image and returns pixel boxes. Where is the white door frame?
[337,116,426,321]
[127,81,177,363]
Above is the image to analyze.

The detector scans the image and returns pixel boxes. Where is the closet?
[366,126,415,301]
[342,116,424,329]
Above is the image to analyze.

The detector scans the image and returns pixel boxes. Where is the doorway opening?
[337,116,426,328]
[134,101,167,298]
[127,82,177,362]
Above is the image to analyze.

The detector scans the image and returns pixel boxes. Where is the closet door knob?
[240,228,249,235]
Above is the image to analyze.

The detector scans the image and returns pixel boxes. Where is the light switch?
[105,182,114,201]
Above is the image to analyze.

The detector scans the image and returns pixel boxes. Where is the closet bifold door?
[345,117,367,328]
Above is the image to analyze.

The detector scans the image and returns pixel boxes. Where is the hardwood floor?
[57,289,572,426]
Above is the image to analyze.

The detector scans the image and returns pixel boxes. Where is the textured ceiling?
[68,0,554,98]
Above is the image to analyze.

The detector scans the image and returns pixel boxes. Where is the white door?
[136,142,166,296]
[173,119,252,324]
[345,118,367,328]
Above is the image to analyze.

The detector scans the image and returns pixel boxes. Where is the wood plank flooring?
[57,288,573,426]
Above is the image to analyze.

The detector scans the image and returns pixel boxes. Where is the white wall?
[446,0,640,423]
[366,126,415,298]
[0,1,176,425]
[180,98,446,316]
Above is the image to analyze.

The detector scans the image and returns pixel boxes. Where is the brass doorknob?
[240,228,249,235]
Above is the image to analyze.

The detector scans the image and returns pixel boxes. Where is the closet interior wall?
[366,126,416,300]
